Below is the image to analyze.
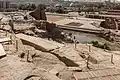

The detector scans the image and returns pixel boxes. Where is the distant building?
[0,1,10,8]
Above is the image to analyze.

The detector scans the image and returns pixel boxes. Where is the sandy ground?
[47,15,65,23]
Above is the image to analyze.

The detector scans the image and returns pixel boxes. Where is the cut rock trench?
[24,75,39,80]
[50,52,79,67]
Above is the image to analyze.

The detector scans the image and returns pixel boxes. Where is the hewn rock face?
[19,45,36,62]
[57,70,76,80]
[0,55,34,80]
[29,4,47,20]
[0,46,65,80]
[100,18,120,30]
[100,21,116,29]
[23,50,65,80]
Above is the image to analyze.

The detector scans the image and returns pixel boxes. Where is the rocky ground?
[1,39,120,80]
[1,12,120,80]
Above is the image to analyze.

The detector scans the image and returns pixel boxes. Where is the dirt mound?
[66,22,83,26]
